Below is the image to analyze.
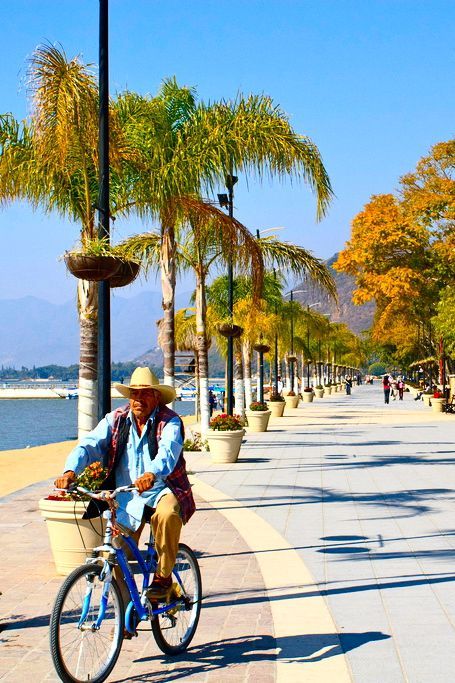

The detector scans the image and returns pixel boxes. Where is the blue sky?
[1,0,454,303]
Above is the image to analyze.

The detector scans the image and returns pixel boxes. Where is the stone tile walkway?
[0,484,276,682]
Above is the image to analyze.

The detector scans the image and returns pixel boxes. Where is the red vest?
[108,404,196,524]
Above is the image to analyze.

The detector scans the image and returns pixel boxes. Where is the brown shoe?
[146,574,173,601]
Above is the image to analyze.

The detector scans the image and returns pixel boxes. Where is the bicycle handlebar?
[76,485,137,500]
[53,484,137,500]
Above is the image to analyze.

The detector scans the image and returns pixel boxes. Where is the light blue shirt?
[65,406,183,531]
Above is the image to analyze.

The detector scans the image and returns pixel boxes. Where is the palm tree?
[119,198,263,431]
[207,238,337,406]
[120,83,334,393]
[0,45,133,435]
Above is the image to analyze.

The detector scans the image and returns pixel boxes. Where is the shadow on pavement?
[118,631,389,681]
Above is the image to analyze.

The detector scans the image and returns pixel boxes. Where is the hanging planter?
[253,343,271,354]
[109,260,140,287]
[218,323,243,338]
[64,252,121,281]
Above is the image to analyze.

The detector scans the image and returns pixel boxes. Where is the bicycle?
[49,485,202,683]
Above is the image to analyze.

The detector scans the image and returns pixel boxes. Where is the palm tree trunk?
[195,269,210,433]
[160,222,176,396]
[194,354,200,422]
[284,357,291,392]
[234,340,245,416]
[242,341,252,408]
[77,280,98,438]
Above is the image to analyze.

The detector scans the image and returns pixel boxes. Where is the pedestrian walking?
[397,376,405,400]
[345,376,352,395]
[382,374,391,404]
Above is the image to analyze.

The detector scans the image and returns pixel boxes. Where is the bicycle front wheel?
[151,542,202,654]
[50,563,124,683]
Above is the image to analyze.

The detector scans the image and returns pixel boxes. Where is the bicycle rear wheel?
[151,542,202,654]
[50,563,124,683]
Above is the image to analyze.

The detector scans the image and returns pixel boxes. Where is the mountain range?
[0,254,374,368]
[0,290,191,368]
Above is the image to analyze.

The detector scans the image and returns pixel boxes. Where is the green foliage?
[76,461,107,491]
[368,361,387,376]
[432,286,455,358]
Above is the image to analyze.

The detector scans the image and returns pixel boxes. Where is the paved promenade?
[1,384,454,681]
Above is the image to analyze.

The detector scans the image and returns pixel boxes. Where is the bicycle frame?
[87,504,185,636]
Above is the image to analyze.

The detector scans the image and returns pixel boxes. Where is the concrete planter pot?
[245,410,271,432]
[431,398,445,413]
[206,429,245,463]
[284,395,300,409]
[268,401,285,417]
[325,386,332,395]
[39,498,105,575]
[314,388,324,398]
[422,394,432,407]
[301,391,314,403]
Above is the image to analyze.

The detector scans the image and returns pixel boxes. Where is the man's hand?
[54,470,76,489]
[135,472,155,494]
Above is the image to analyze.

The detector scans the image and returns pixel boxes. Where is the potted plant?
[205,414,245,463]
[108,257,141,288]
[422,388,433,407]
[218,323,243,338]
[301,387,314,403]
[314,384,324,399]
[39,462,107,575]
[245,401,272,432]
[431,390,445,413]
[267,392,286,417]
[284,390,299,409]
[183,431,209,452]
[64,236,121,282]
[324,382,333,395]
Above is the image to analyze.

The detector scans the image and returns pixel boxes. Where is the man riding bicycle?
[55,367,195,602]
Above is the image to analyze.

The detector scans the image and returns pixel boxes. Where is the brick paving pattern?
[0,483,276,682]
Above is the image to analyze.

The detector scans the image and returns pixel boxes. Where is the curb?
[191,476,353,683]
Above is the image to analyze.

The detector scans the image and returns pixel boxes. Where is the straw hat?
[114,367,176,404]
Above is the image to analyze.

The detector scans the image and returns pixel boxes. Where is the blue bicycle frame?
[92,532,185,635]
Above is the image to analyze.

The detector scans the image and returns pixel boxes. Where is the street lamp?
[218,173,238,415]
[285,289,306,393]
[305,302,321,388]
[98,0,111,420]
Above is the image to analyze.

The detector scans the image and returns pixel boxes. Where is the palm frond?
[258,236,337,301]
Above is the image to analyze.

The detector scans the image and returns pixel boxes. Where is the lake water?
[0,399,196,451]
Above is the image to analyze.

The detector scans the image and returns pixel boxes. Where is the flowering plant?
[209,413,244,431]
[249,401,268,411]
[433,390,443,399]
[269,392,285,402]
[303,387,313,392]
[47,461,107,501]
[76,461,107,490]
[183,432,209,451]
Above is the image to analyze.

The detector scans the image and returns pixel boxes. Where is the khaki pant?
[114,493,182,607]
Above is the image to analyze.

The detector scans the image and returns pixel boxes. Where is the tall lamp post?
[97,0,111,420]
[305,302,321,388]
[285,289,305,392]
[218,173,238,415]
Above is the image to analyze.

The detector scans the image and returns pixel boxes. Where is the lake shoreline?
[0,413,196,498]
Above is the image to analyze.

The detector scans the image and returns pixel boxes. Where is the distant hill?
[0,290,191,368]
[0,254,373,368]
[294,253,375,335]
